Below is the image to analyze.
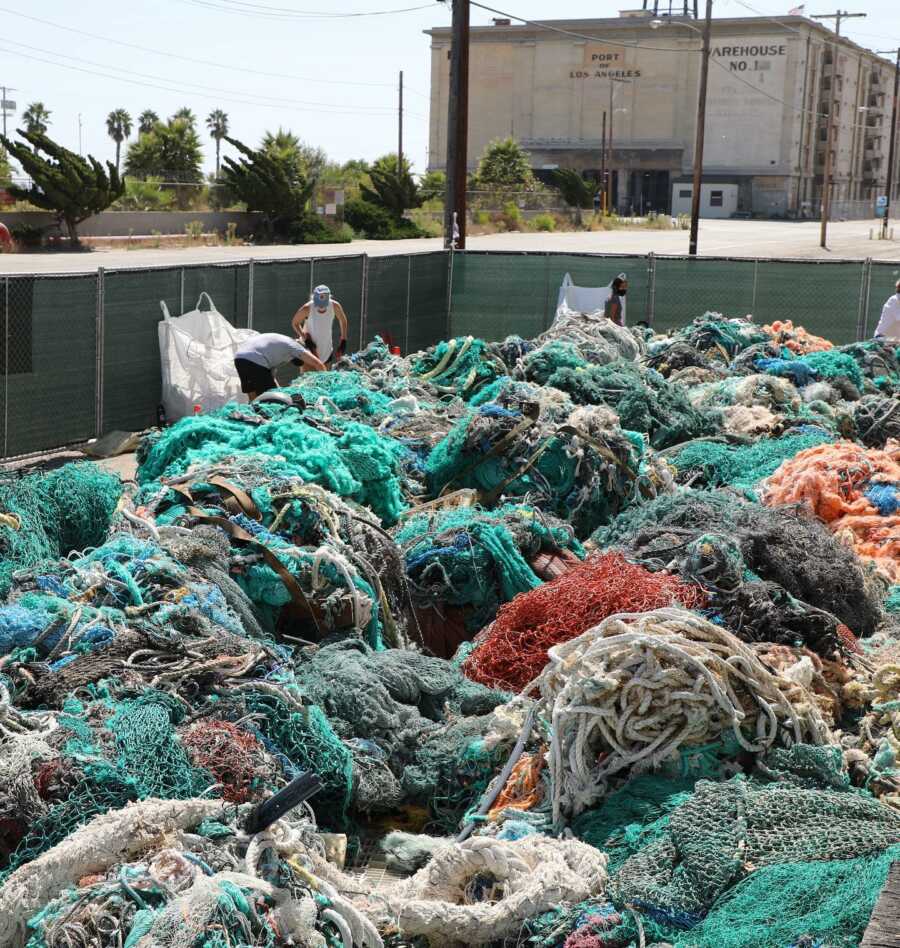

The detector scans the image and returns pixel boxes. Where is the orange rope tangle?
[763,440,900,582]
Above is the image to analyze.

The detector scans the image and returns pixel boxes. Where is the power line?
[0,6,399,88]
[0,43,429,119]
[0,37,405,114]
[177,0,433,19]
[466,2,703,53]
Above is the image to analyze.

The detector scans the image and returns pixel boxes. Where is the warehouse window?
[710,191,724,207]
[679,189,691,198]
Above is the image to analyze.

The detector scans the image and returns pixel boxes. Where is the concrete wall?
[0,211,261,237]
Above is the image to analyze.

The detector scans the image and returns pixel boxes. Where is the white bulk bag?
[158,292,258,421]
[554,272,626,325]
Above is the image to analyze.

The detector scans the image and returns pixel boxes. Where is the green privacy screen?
[1,250,890,460]
[2,273,98,457]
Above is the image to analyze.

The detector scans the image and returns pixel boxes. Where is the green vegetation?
[124,117,204,209]
[105,109,132,174]
[137,110,159,135]
[113,176,176,211]
[205,109,229,177]
[532,212,556,232]
[221,135,313,240]
[22,102,51,136]
[470,137,534,190]
[0,129,123,244]
[554,169,594,226]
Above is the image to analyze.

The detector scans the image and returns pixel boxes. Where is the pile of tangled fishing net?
[424,381,655,538]
[593,488,884,653]
[763,439,900,581]
[3,308,900,948]
[462,552,705,692]
[0,463,123,598]
[393,502,582,653]
[137,399,410,525]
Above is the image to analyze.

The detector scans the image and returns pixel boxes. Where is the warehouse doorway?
[628,170,671,215]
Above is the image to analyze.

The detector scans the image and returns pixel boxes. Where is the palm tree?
[205,109,229,177]
[22,102,51,136]
[138,109,159,135]
[106,108,133,173]
[172,107,197,128]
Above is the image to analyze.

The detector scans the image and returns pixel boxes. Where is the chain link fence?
[1,248,896,459]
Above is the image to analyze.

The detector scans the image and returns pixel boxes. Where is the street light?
[651,7,712,255]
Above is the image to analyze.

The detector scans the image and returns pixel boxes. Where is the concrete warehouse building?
[426,10,899,218]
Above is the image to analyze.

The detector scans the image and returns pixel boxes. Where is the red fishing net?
[181,720,270,803]
[462,552,706,693]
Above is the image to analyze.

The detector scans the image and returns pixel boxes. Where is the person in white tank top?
[291,285,349,366]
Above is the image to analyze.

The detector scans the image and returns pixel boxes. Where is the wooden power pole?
[688,0,713,257]
[444,0,470,249]
[813,10,866,248]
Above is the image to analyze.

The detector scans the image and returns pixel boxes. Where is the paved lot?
[2,219,900,273]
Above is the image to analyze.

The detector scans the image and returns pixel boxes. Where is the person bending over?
[291,284,349,366]
[234,332,325,401]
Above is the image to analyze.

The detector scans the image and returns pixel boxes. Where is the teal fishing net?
[412,336,507,398]
[0,463,122,599]
[395,503,581,630]
[137,404,409,525]
[666,429,834,491]
[545,361,720,449]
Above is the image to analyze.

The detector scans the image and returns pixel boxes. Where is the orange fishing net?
[762,440,900,581]
[763,319,834,355]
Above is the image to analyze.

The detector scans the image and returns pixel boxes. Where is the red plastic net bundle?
[462,552,706,693]
[181,720,270,803]
[762,319,833,354]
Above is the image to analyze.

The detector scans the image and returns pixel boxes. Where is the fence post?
[309,258,315,297]
[95,267,105,439]
[751,258,759,317]
[405,254,413,354]
[179,267,185,315]
[858,258,873,341]
[359,254,368,351]
[247,259,255,330]
[647,252,656,327]
[856,258,871,342]
[445,248,455,339]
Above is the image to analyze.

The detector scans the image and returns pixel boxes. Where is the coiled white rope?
[532,608,831,822]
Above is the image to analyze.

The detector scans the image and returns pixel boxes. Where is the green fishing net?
[394,503,582,630]
[137,405,409,525]
[545,361,720,449]
[886,585,900,613]
[0,463,122,598]
[412,336,507,398]
[666,429,834,491]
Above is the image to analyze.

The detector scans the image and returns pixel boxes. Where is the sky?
[2,0,900,178]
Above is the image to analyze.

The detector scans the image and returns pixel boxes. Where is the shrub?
[288,213,353,244]
[531,212,556,232]
[343,198,392,238]
[474,210,491,226]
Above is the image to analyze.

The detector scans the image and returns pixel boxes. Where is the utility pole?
[1,87,17,139]
[444,0,470,249]
[600,111,607,213]
[813,10,866,249]
[398,70,404,173]
[877,48,900,240]
[689,0,713,256]
[608,77,631,217]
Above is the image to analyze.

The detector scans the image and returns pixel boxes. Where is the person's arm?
[291,302,311,338]
[333,301,349,358]
[299,349,327,372]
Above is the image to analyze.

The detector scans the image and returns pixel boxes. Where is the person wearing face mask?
[604,274,628,327]
[291,285,349,367]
